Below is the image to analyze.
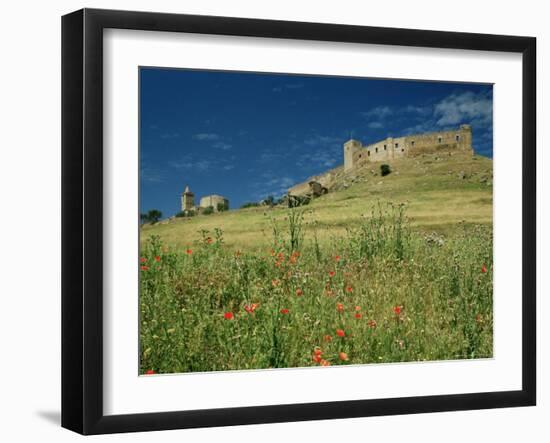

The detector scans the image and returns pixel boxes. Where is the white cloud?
[362,106,393,119]
[195,160,211,171]
[193,133,220,141]
[140,167,165,183]
[251,175,298,200]
[160,132,180,139]
[170,156,212,172]
[404,105,432,116]
[213,142,232,151]
[304,135,341,146]
[434,91,492,127]
[362,104,431,125]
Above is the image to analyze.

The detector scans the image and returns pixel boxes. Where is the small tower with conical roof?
[181,185,195,212]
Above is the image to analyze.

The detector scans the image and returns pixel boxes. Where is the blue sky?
[140,68,493,216]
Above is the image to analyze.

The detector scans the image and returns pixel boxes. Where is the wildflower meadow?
[139,203,493,374]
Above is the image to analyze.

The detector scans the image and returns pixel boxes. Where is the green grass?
[142,152,492,250]
[139,153,494,374]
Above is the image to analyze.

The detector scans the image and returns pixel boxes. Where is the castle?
[288,125,473,196]
[181,185,229,213]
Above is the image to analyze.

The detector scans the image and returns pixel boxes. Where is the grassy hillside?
[139,152,493,374]
[141,152,493,251]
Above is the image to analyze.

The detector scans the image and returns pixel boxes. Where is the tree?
[146,209,162,224]
[380,164,391,177]
[202,206,214,215]
[240,202,260,209]
[217,201,228,212]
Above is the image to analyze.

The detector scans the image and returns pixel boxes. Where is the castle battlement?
[288,124,473,196]
[344,124,473,172]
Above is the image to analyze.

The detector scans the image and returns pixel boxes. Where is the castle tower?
[344,139,362,172]
[181,185,195,211]
[459,124,473,154]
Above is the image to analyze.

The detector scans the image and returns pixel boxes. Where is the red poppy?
[336,303,344,312]
[155,255,161,262]
[336,329,345,337]
[339,352,349,361]
[244,304,259,314]
[312,348,322,363]
[346,286,353,293]
[355,306,361,311]
[205,237,213,244]
[223,312,234,320]
[328,271,336,278]
[320,359,331,366]
[323,335,333,342]
[140,265,149,271]
[145,369,156,375]
[334,255,341,262]
[355,312,362,319]
[280,308,289,315]
[186,249,192,255]
[367,319,377,328]
[481,264,488,273]
[295,288,303,296]
[140,257,147,263]
[393,305,402,315]
[289,256,297,264]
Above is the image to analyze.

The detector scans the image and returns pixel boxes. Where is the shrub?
[241,202,260,209]
[176,210,195,218]
[202,206,214,215]
[217,201,229,212]
[380,164,391,176]
[141,209,162,224]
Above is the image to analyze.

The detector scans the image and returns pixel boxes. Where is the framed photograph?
[61,8,536,435]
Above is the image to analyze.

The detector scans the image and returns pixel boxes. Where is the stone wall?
[199,195,229,211]
[287,125,473,196]
[351,125,473,166]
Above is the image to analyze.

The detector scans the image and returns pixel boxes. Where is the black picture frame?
[61,8,536,435]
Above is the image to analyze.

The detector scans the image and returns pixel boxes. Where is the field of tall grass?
[139,203,493,374]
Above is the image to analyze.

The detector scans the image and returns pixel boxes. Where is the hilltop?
[141,151,492,251]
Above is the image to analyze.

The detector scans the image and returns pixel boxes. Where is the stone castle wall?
[346,124,473,171]
[290,125,473,195]
[200,194,229,211]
